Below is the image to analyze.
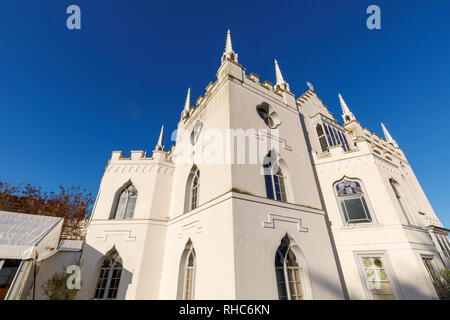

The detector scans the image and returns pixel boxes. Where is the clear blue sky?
[0,1,449,226]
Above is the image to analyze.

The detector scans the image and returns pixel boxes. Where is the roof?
[0,211,63,261]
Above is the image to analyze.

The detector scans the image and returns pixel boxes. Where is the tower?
[75,30,448,301]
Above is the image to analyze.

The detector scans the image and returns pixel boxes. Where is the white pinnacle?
[225,29,233,55]
[338,93,351,115]
[156,125,164,151]
[274,59,285,85]
[338,93,356,123]
[381,122,396,144]
[184,87,191,112]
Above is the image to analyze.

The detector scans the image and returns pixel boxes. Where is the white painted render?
[39,31,448,300]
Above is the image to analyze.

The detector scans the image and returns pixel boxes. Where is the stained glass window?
[336,180,372,224]
[94,251,123,300]
[113,184,137,219]
[360,256,395,300]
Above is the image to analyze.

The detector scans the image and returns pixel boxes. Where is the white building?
[70,31,449,300]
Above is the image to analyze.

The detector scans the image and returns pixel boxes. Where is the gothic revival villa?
[3,30,448,300]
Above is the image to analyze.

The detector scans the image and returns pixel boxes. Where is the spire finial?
[381,122,397,145]
[274,59,284,85]
[274,59,290,92]
[338,92,356,124]
[222,29,238,63]
[181,88,191,120]
[225,29,233,54]
[307,81,314,91]
[155,125,164,151]
[184,87,191,112]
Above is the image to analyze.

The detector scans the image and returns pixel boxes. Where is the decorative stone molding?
[177,220,203,238]
[95,230,136,242]
[262,213,308,232]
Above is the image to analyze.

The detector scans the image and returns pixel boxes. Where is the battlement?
[109,150,173,164]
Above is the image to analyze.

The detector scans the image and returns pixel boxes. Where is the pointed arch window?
[94,250,122,300]
[389,179,412,225]
[335,179,373,224]
[113,184,137,219]
[275,235,304,300]
[316,124,328,152]
[184,248,196,300]
[263,151,287,202]
[191,169,200,210]
[177,241,196,300]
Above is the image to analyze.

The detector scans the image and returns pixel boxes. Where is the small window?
[389,179,412,225]
[316,124,328,152]
[256,103,280,129]
[184,249,196,300]
[359,256,396,300]
[94,251,123,300]
[422,257,441,298]
[113,184,137,219]
[336,179,372,224]
[191,120,203,145]
[275,235,304,300]
[0,259,21,300]
[191,169,200,210]
[263,151,287,202]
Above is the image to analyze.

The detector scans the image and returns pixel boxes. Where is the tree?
[0,180,93,239]
[431,268,450,300]
[42,263,82,300]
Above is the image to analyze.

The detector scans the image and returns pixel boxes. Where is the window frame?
[190,169,200,210]
[354,251,403,300]
[274,236,312,300]
[93,252,123,300]
[182,248,196,300]
[111,183,138,220]
[420,254,442,299]
[334,178,376,226]
[389,178,415,225]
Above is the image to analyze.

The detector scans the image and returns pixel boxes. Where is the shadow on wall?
[79,244,133,300]
[35,244,134,300]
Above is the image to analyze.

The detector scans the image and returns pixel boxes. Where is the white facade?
[73,31,449,300]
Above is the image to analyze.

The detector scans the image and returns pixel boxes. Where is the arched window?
[113,184,137,219]
[389,179,412,225]
[275,235,304,300]
[316,124,328,152]
[335,179,373,224]
[263,151,287,202]
[177,241,196,300]
[191,169,200,210]
[184,249,196,300]
[94,250,122,300]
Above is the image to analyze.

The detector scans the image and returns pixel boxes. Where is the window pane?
[319,136,328,152]
[264,174,274,200]
[273,174,281,201]
[361,257,395,300]
[343,197,371,223]
[114,191,127,219]
[125,195,136,219]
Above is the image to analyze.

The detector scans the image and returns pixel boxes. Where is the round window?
[256,103,281,129]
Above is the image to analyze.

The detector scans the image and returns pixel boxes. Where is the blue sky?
[0,0,449,226]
